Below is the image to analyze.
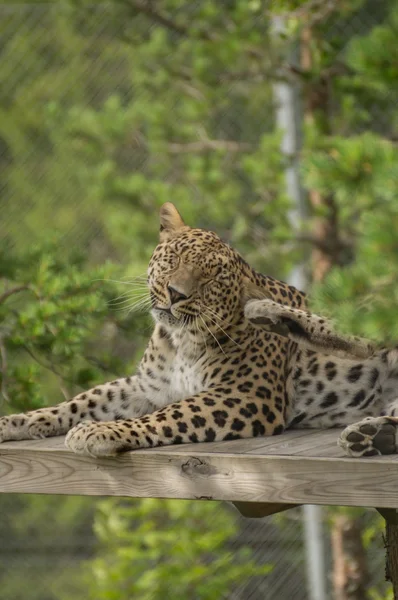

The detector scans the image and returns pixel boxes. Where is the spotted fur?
[1,203,397,459]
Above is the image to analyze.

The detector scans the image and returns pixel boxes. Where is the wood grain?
[0,431,398,508]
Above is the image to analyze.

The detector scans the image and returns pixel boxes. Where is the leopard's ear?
[159,203,188,241]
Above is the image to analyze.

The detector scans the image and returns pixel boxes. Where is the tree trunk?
[300,23,372,600]
[385,521,398,599]
[331,515,369,600]
[300,26,342,283]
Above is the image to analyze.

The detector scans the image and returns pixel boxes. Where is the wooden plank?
[170,429,319,456]
[1,432,398,508]
[232,501,298,518]
[245,429,337,456]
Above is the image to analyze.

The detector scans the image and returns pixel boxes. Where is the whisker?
[196,315,208,355]
[199,314,226,356]
[109,295,150,309]
[109,291,149,304]
[123,297,152,315]
[93,278,148,286]
[198,317,208,354]
[202,311,242,349]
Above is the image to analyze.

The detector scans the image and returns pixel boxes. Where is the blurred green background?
[1,0,398,598]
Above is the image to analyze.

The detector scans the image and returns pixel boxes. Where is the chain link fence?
[0,2,395,599]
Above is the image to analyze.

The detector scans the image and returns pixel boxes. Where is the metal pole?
[271,16,327,600]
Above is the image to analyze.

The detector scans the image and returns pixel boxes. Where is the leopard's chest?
[166,353,205,403]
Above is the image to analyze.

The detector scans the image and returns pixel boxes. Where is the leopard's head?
[148,203,249,334]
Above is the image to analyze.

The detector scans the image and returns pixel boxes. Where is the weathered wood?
[0,431,398,508]
[232,501,298,518]
[377,508,398,525]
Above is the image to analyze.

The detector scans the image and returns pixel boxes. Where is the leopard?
[1,202,398,459]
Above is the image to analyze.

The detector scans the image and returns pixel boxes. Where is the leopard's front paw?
[65,421,134,457]
[0,415,28,442]
[338,416,398,457]
[244,299,290,337]
[0,413,61,442]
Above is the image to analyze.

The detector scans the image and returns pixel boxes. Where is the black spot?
[70,403,78,414]
[347,365,363,383]
[203,397,216,406]
[289,412,307,426]
[326,368,337,381]
[299,379,311,388]
[231,418,245,432]
[173,435,183,444]
[239,408,252,418]
[155,413,167,423]
[204,428,216,442]
[107,390,114,401]
[262,404,269,416]
[223,432,241,441]
[177,421,188,433]
[189,433,199,443]
[93,388,102,395]
[369,368,379,388]
[348,389,366,407]
[266,412,276,424]
[172,410,184,420]
[252,420,266,436]
[189,405,202,413]
[212,410,228,427]
[246,402,258,415]
[308,363,319,377]
[321,392,338,408]
[191,415,206,428]
[361,393,376,409]
[211,367,221,379]
[316,381,324,393]
[162,426,173,438]
[255,386,272,400]
[223,398,241,408]
[237,382,253,393]
[273,424,284,435]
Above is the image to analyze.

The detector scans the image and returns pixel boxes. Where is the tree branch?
[125,0,217,41]
[167,140,253,153]
[0,285,30,305]
[275,0,341,26]
[0,337,10,403]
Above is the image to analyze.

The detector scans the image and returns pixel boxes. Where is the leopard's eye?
[152,252,179,272]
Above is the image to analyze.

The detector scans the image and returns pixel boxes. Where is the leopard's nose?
[167,285,188,305]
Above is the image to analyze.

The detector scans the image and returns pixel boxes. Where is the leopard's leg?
[0,376,148,443]
[65,388,285,457]
[245,299,375,360]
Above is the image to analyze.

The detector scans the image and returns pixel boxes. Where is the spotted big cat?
[1,203,397,458]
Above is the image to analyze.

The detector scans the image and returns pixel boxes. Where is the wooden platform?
[0,429,397,509]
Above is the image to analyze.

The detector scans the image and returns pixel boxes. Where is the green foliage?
[1,0,398,598]
[0,240,150,412]
[87,499,271,600]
